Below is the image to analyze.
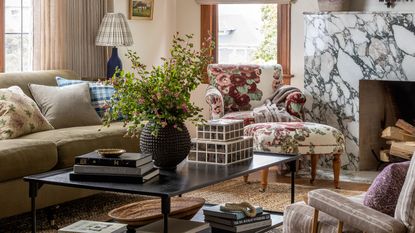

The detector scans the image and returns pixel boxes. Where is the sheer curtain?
[33,0,110,78]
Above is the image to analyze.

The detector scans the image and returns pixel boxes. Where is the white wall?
[113,0,177,69]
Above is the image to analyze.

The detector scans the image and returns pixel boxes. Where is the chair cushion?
[395,156,415,233]
[244,122,345,154]
[20,122,139,168]
[56,77,115,117]
[222,111,255,126]
[0,139,57,182]
[207,64,283,113]
[364,161,410,216]
[28,83,102,129]
[0,86,53,139]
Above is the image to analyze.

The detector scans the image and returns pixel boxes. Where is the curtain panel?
[195,0,291,4]
[33,0,109,78]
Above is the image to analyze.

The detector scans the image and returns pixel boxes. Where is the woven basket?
[140,122,191,170]
[108,197,205,226]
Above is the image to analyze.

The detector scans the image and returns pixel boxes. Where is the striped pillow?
[56,77,114,118]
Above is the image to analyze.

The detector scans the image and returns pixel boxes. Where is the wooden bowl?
[96,149,126,158]
[108,197,205,226]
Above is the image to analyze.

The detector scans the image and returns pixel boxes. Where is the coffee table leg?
[289,160,297,204]
[29,182,39,233]
[161,196,171,233]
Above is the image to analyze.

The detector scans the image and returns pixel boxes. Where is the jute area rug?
[0,179,363,233]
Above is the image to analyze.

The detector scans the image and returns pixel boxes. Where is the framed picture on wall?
[129,0,154,20]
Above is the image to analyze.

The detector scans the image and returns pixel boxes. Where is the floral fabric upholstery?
[244,122,345,155]
[205,85,224,119]
[286,92,306,119]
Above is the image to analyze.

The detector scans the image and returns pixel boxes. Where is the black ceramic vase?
[140,122,191,170]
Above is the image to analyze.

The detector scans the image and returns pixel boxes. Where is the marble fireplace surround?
[304,12,415,171]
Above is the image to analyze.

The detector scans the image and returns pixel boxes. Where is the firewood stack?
[381,119,415,161]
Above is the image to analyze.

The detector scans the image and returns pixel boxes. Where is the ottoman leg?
[310,154,319,185]
[243,175,249,183]
[333,154,341,189]
[260,168,269,192]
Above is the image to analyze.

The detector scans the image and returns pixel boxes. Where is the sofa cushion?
[0,86,54,139]
[29,83,102,129]
[20,122,139,168]
[0,139,57,182]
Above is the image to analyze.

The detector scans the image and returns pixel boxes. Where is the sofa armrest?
[205,86,224,120]
[285,90,306,120]
[308,189,406,233]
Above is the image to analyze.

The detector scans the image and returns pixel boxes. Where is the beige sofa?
[0,70,139,219]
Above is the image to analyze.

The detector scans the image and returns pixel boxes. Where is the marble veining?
[304,12,415,170]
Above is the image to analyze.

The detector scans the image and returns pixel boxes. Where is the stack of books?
[69,152,159,183]
[58,220,127,233]
[136,218,211,233]
[203,205,271,232]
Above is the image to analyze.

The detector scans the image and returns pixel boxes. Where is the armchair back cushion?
[207,64,283,114]
[395,155,415,233]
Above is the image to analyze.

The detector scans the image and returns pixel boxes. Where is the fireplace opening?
[359,80,415,170]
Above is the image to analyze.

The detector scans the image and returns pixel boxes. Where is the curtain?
[195,0,291,4]
[33,0,109,78]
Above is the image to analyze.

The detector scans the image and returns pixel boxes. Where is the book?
[75,152,152,167]
[204,212,270,226]
[203,205,263,220]
[69,168,159,183]
[58,220,126,233]
[208,219,272,232]
[136,218,211,233]
[73,161,154,176]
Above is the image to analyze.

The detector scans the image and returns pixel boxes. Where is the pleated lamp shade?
[96,13,134,47]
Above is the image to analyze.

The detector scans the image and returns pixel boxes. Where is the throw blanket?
[252,85,302,123]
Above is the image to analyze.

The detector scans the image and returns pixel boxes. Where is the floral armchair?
[205,64,306,125]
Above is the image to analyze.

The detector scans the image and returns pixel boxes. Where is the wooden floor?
[247,169,370,192]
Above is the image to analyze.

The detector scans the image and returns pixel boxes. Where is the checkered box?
[197,119,244,142]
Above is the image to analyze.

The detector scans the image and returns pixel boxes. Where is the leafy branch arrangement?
[103,33,214,136]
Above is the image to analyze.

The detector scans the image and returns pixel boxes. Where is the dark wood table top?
[24,152,300,198]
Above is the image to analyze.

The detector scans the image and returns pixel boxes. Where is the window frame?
[201,3,292,84]
[0,0,4,73]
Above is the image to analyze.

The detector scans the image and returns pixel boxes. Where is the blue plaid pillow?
[56,77,115,118]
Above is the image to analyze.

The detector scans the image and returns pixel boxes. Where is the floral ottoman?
[244,122,345,190]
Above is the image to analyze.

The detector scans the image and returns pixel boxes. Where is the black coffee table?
[24,152,301,233]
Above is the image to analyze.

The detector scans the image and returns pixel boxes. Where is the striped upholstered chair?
[283,156,415,233]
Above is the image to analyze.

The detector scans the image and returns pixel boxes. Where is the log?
[380,149,390,162]
[395,119,415,135]
[389,142,414,160]
[382,126,415,141]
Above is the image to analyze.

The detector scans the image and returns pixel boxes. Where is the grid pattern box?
[197,119,244,142]
[187,137,254,165]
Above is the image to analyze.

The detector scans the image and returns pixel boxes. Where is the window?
[218,4,277,64]
[4,0,33,72]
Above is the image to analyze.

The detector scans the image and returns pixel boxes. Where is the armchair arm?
[308,189,406,233]
[205,85,224,120]
[285,91,306,120]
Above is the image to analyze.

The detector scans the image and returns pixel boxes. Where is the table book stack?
[69,152,159,183]
[188,119,254,165]
[203,205,271,233]
[58,220,126,233]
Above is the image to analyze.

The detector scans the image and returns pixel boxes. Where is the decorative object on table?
[129,0,154,20]
[108,197,205,226]
[380,0,410,8]
[96,13,133,79]
[317,0,350,11]
[58,220,127,233]
[102,33,214,170]
[135,218,211,233]
[71,152,158,183]
[95,149,126,158]
[188,119,254,165]
[203,204,271,232]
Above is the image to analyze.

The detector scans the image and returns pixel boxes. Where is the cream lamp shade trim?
[96,13,134,47]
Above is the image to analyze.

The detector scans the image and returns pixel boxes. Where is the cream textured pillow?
[0,86,54,139]
[29,83,102,129]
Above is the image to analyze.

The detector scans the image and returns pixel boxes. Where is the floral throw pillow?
[0,86,54,139]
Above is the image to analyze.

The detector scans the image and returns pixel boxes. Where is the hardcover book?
[58,220,126,233]
[136,218,211,233]
[204,212,270,226]
[209,219,272,232]
[73,161,154,176]
[69,168,159,184]
[203,205,263,220]
[75,152,152,167]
